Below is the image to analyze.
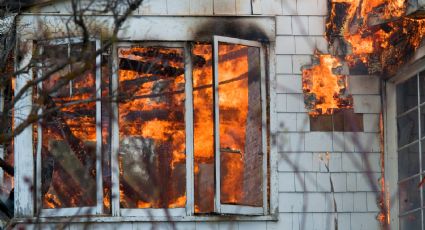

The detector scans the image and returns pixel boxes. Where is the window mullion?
[417,73,424,230]
[213,37,221,213]
[35,46,43,214]
[184,42,194,215]
[260,46,268,215]
[95,40,104,214]
[110,43,120,216]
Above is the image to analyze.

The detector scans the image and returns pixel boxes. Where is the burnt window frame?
[385,55,425,229]
[34,38,104,217]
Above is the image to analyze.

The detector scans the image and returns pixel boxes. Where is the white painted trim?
[384,81,399,229]
[14,39,34,217]
[13,214,278,223]
[120,208,186,217]
[212,36,221,213]
[220,204,263,215]
[39,207,97,217]
[184,42,195,216]
[95,39,104,214]
[35,46,44,215]
[260,39,267,215]
[0,85,4,194]
[268,41,278,215]
[110,43,120,217]
[17,16,276,42]
[113,42,190,216]
[34,38,103,216]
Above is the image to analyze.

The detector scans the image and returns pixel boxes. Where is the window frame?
[35,38,103,217]
[385,53,425,229]
[110,41,194,217]
[14,35,276,220]
[212,36,268,215]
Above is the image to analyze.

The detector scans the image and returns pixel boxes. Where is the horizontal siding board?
[167,0,190,15]
[214,0,236,14]
[236,0,252,15]
[138,0,167,15]
[190,0,214,15]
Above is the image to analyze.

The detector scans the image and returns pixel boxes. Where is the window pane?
[398,110,419,148]
[397,76,418,115]
[40,43,97,208]
[192,43,214,213]
[421,105,425,137]
[420,71,425,103]
[399,176,421,214]
[218,43,263,207]
[118,47,186,209]
[398,143,419,180]
[400,210,422,230]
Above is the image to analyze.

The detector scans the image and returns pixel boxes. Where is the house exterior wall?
[14,0,383,229]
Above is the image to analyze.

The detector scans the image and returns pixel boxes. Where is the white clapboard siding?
[261,0,283,15]
[236,0,252,15]
[167,0,190,15]
[190,0,214,15]
[138,0,167,15]
[214,0,236,15]
[252,0,262,14]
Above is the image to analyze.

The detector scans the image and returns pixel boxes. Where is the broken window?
[27,36,268,217]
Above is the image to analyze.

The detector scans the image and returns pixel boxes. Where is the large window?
[389,70,425,229]
[29,36,269,218]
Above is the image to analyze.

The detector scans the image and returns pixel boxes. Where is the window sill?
[12,214,278,223]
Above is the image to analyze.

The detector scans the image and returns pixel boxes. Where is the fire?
[118,47,186,209]
[327,0,425,75]
[192,42,263,211]
[40,45,98,209]
[192,43,215,213]
[302,52,353,115]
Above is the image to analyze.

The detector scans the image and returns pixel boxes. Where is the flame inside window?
[40,42,97,208]
[118,47,186,209]
[192,42,264,212]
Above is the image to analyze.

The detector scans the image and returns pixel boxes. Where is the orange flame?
[302,52,352,115]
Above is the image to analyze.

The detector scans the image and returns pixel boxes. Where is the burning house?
[0,0,425,229]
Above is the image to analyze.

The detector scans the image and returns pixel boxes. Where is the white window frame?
[385,48,425,229]
[35,38,103,217]
[110,41,193,217]
[213,36,268,215]
[14,34,276,220]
